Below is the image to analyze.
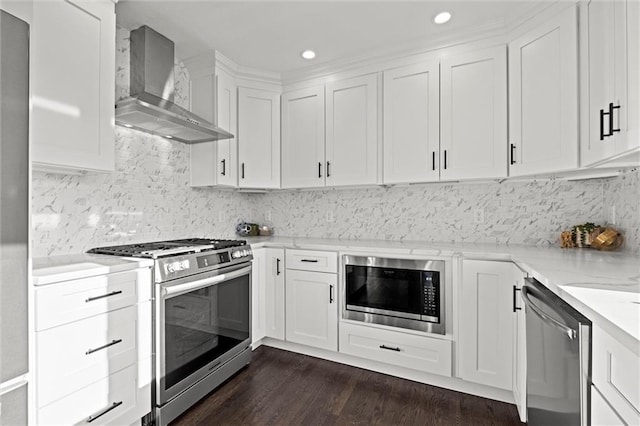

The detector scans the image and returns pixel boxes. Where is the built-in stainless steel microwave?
[343,255,445,334]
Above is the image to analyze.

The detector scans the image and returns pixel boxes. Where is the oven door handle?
[163,265,251,298]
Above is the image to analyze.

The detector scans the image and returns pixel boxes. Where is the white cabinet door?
[238,87,281,188]
[592,385,625,426]
[251,248,266,346]
[580,0,640,166]
[459,260,514,390]
[441,46,507,180]
[508,5,578,176]
[512,266,527,423]
[216,68,238,187]
[188,61,238,187]
[31,0,115,173]
[285,270,337,351]
[383,62,439,184]
[264,248,285,340]
[281,86,325,188]
[326,74,378,186]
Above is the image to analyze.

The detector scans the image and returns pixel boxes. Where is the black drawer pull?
[276,258,281,275]
[318,162,322,178]
[85,290,122,303]
[600,108,608,140]
[326,161,331,178]
[329,285,334,303]
[609,102,621,135]
[300,259,318,263]
[510,143,516,165]
[380,345,401,352]
[432,151,436,171]
[443,150,448,170]
[86,339,123,355]
[86,401,123,423]
[221,158,226,176]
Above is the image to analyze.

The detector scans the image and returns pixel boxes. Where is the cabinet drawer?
[339,322,452,377]
[285,249,337,273]
[592,325,640,424]
[37,363,141,426]
[35,270,140,331]
[36,305,137,408]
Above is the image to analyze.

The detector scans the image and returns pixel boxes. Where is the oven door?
[156,263,251,405]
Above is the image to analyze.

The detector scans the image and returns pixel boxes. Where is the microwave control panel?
[422,272,440,321]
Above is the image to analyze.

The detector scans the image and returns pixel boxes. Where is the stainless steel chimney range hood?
[115,26,233,144]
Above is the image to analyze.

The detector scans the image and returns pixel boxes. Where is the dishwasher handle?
[522,284,577,340]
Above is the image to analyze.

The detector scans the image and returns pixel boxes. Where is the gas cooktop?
[88,238,247,258]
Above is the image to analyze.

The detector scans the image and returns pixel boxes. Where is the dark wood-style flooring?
[172,346,523,426]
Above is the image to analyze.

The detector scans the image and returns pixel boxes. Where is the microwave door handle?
[521,285,577,340]
[163,265,252,298]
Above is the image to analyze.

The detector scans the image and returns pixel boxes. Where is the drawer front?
[37,363,141,426]
[35,270,140,331]
[592,325,640,424]
[285,249,337,273]
[339,322,452,377]
[36,305,137,408]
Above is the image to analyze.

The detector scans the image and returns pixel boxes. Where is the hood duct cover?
[115,26,233,144]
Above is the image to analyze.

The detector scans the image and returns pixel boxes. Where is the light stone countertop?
[246,236,640,354]
[32,253,154,286]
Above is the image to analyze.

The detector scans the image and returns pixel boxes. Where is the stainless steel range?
[89,238,253,426]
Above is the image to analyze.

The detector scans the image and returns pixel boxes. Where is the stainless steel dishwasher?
[522,278,592,426]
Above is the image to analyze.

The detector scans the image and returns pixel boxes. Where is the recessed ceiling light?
[123,123,133,128]
[433,11,452,24]
[165,135,173,139]
[301,50,316,60]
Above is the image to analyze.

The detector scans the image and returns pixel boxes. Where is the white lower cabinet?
[458,260,515,391]
[264,248,285,340]
[251,248,267,346]
[33,268,152,425]
[512,266,527,423]
[285,268,338,351]
[592,385,625,425]
[592,324,640,425]
[339,322,452,377]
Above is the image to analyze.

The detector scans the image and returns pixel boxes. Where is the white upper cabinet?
[281,86,325,188]
[508,5,578,176]
[186,55,238,188]
[441,46,507,180]
[383,61,440,184]
[31,0,115,173]
[237,87,281,189]
[580,0,640,166]
[325,74,379,186]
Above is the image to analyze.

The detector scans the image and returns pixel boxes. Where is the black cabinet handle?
[86,339,123,355]
[276,258,281,275]
[326,161,331,178]
[221,159,226,176]
[329,284,334,303]
[510,143,516,165]
[443,150,447,170]
[318,162,322,178]
[86,401,123,423]
[600,108,607,140]
[85,290,122,303]
[300,259,318,263]
[241,163,245,179]
[513,285,522,312]
[609,102,621,136]
[379,345,401,352]
[432,151,436,171]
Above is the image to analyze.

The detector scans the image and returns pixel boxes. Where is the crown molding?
[280,18,508,86]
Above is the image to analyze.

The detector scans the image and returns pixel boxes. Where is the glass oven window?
[164,274,249,390]
[345,265,425,314]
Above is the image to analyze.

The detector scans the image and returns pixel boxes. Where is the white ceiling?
[116,1,551,75]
